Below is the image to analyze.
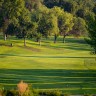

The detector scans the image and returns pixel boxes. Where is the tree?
[30,9,43,44]
[35,32,42,45]
[0,0,3,8]
[86,16,96,54]
[52,15,59,43]
[27,22,38,39]
[0,0,4,33]
[70,17,87,37]
[18,8,31,46]
[25,0,41,11]
[93,5,96,14]
[76,9,86,18]
[43,0,78,15]
[51,7,64,43]
[51,6,74,43]
[37,9,59,43]
[43,0,96,24]
[60,0,78,15]
[6,23,18,36]
[0,0,25,40]
[43,0,59,8]
[58,12,74,43]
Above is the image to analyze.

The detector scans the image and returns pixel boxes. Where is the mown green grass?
[0,36,95,69]
[0,36,96,94]
[0,69,96,94]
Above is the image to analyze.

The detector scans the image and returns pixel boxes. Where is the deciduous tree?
[86,16,96,54]
[58,12,74,43]
[0,0,25,40]
[70,17,87,37]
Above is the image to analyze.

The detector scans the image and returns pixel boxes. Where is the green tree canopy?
[70,17,87,37]
[0,0,26,40]
[86,16,96,54]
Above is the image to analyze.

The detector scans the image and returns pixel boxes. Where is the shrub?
[0,85,4,96]
[39,90,63,96]
[17,80,39,96]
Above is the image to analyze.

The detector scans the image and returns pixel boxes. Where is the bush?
[0,85,4,96]
[39,90,63,96]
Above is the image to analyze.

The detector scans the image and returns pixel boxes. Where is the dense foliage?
[0,0,96,53]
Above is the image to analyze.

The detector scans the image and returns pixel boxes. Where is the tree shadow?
[0,69,96,94]
[0,54,96,58]
[26,37,91,51]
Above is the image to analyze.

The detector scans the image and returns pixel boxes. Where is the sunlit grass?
[0,36,96,94]
[0,36,95,69]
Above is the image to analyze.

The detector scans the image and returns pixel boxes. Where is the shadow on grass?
[0,54,96,58]
[26,38,90,51]
[43,37,86,44]
[0,36,91,52]
[0,69,96,94]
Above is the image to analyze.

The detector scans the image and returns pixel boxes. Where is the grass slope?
[0,36,96,94]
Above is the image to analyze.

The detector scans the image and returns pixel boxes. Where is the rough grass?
[0,36,96,94]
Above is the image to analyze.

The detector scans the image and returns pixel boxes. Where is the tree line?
[43,0,96,53]
[0,0,96,53]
